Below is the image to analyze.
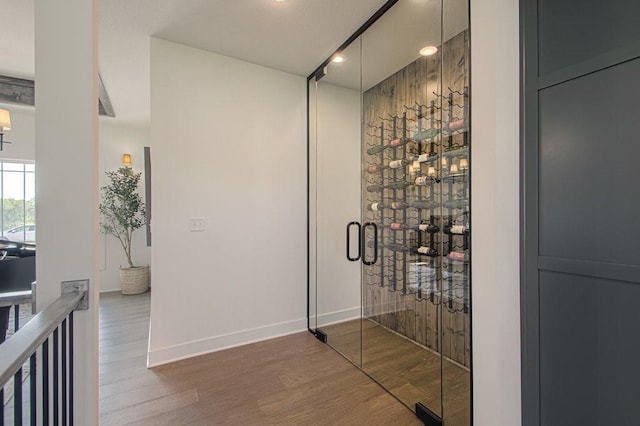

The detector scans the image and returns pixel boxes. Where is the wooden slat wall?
[362,30,470,368]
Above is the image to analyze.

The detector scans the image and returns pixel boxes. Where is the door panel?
[314,38,363,365]
[522,1,640,424]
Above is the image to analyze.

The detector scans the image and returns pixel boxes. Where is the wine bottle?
[443,145,469,157]
[444,199,468,209]
[411,200,436,209]
[367,202,382,211]
[414,176,435,186]
[417,222,439,233]
[389,138,404,147]
[411,246,438,257]
[367,201,408,211]
[411,153,438,163]
[389,159,407,169]
[389,222,404,230]
[414,128,439,141]
[367,145,386,155]
[387,243,408,252]
[444,224,469,235]
[367,162,412,174]
[448,119,465,131]
[389,201,408,210]
[448,251,469,262]
[387,180,411,190]
[366,184,384,192]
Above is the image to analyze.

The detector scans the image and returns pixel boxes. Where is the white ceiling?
[320,0,469,91]
[0,0,387,124]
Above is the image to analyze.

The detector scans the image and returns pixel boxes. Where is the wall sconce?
[122,153,132,167]
[459,158,469,171]
[0,109,12,151]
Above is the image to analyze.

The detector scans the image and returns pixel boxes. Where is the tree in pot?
[99,166,149,294]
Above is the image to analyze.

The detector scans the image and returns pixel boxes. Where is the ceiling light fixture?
[419,46,438,56]
[332,55,344,63]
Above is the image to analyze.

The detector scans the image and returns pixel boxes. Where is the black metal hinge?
[415,402,443,426]
[314,329,327,343]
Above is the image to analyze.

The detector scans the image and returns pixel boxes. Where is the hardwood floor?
[99,292,421,425]
[322,319,471,426]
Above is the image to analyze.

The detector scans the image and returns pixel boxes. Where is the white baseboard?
[146,317,308,367]
[315,306,361,327]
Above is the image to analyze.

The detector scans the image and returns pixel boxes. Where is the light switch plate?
[189,217,206,232]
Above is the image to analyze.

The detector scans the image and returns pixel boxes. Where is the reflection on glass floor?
[321,318,470,426]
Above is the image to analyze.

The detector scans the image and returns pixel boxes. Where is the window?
[0,162,35,243]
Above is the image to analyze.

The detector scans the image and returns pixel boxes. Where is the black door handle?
[362,222,378,265]
[346,221,361,261]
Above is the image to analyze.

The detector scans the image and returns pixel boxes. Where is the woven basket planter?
[120,266,150,295]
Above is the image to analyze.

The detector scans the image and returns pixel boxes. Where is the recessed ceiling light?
[332,56,344,63]
[419,46,438,56]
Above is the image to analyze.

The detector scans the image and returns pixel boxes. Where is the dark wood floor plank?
[99,292,421,425]
[323,318,471,425]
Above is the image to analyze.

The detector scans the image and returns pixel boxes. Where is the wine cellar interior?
[309,1,471,425]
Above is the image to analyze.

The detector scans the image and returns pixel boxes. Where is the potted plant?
[99,166,149,294]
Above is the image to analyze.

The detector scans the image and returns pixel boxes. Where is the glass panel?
[441,1,471,424]
[25,172,35,242]
[3,170,26,240]
[309,77,318,331]
[308,1,471,423]
[361,0,445,417]
[315,38,363,366]
[2,162,24,172]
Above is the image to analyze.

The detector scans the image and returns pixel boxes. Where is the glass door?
[311,39,363,366]
[309,0,470,423]
[360,0,445,419]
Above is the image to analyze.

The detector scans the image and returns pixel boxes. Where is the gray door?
[522,1,640,425]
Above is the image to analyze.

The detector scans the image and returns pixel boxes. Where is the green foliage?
[99,167,146,268]
[1,198,35,231]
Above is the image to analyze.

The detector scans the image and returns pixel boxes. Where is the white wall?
[471,0,521,425]
[0,106,35,161]
[98,120,151,292]
[149,38,307,366]
[35,0,99,423]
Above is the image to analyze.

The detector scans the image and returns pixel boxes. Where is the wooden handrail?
[0,290,33,308]
[0,291,84,387]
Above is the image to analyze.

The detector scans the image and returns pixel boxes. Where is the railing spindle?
[30,353,36,426]
[14,368,22,426]
[53,327,59,426]
[14,305,19,332]
[69,312,73,426]
[0,291,84,426]
[42,338,49,425]
[62,319,67,426]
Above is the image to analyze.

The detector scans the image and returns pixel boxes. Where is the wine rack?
[363,83,470,367]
